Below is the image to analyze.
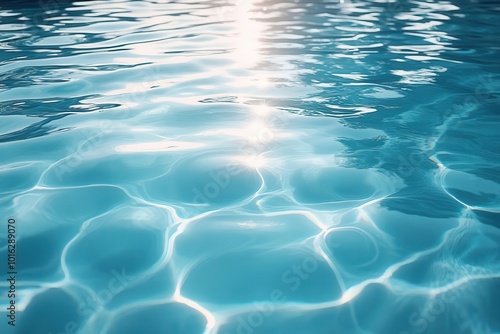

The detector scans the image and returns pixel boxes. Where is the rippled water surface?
[1,0,500,333]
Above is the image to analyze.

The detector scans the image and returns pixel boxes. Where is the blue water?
[0,0,499,333]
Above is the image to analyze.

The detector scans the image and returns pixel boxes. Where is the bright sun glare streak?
[233,0,263,68]
[244,119,273,143]
[256,72,269,87]
[236,154,267,169]
[221,1,274,170]
[252,102,270,116]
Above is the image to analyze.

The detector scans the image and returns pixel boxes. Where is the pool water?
[1,0,499,333]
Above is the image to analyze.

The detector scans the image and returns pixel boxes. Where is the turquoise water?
[1,0,499,333]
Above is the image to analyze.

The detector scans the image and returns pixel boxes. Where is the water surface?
[0,0,499,333]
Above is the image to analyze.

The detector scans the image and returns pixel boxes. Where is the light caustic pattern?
[0,0,499,333]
